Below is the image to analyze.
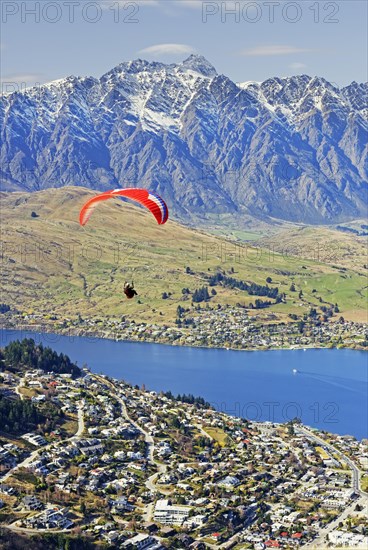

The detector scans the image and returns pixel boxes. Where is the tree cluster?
[0,394,44,434]
[162,390,211,409]
[2,339,81,378]
[0,393,64,436]
[208,272,279,298]
[336,225,368,236]
[192,287,211,303]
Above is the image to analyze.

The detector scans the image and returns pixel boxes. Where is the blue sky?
[1,0,367,89]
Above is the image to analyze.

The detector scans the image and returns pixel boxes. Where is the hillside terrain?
[1,55,367,225]
[0,188,367,330]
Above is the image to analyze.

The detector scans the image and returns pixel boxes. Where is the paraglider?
[79,188,169,300]
[79,188,169,226]
[124,281,138,300]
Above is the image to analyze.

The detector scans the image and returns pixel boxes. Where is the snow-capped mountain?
[1,55,367,224]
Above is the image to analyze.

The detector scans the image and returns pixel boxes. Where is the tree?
[309,308,318,319]
[254,299,271,309]
[177,305,185,318]
[192,287,211,303]
[3,338,80,378]
[266,277,272,283]
[290,283,296,292]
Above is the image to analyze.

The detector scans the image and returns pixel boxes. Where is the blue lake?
[1,329,367,439]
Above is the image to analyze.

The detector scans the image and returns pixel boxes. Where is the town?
[0,339,367,549]
[1,305,367,353]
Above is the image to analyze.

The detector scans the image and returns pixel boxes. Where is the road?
[92,374,155,461]
[92,374,160,462]
[91,374,170,522]
[5,524,70,535]
[298,426,363,493]
[15,377,24,401]
[75,402,85,437]
[1,447,41,484]
[195,424,214,441]
[0,401,84,484]
[118,397,169,497]
[298,426,368,549]
[304,493,368,549]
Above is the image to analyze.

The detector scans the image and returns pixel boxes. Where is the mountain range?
[1,55,367,224]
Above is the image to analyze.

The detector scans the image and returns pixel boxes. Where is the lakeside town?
[0,339,367,549]
[1,306,367,352]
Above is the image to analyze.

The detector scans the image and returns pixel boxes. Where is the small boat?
[292,369,298,374]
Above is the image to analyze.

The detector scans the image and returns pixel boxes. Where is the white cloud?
[138,43,196,56]
[240,45,313,57]
[289,62,307,69]
[1,73,45,84]
[1,73,48,93]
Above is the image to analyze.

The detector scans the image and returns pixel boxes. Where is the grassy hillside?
[0,187,367,325]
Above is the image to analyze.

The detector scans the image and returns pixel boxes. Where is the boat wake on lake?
[296,370,366,395]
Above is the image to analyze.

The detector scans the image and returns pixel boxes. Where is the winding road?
[91,375,168,521]
[298,426,368,549]
[298,426,363,494]
[0,402,84,484]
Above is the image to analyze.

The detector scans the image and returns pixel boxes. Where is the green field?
[362,475,368,492]
[0,187,367,326]
[203,427,230,447]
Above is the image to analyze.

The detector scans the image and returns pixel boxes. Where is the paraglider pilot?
[124,281,138,299]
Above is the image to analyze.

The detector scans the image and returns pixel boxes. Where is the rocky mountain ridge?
[1,55,367,224]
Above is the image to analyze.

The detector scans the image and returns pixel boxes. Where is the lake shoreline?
[0,320,366,353]
[1,327,367,439]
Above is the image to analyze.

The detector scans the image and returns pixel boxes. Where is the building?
[328,530,368,547]
[122,534,162,549]
[112,497,135,513]
[218,475,240,488]
[22,496,43,511]
[153,499,191,525]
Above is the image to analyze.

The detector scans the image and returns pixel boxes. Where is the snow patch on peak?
[238,81,261,89]
[181,55,217,78]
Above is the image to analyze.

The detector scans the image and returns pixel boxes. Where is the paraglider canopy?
[79,188,169,226]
